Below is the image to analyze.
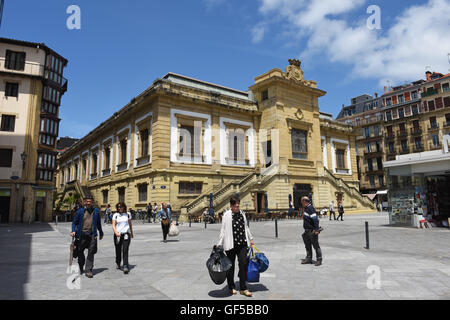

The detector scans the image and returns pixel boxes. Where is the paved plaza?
[0,212,449,300]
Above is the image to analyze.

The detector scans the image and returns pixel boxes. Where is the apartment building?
[0,38,68,223]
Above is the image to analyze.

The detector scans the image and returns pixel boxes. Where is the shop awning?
[376,190,388,195]
[384,149,450,176]
[365,193,377,200]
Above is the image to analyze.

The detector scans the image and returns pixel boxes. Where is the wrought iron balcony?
[427,124,440,132]
[384,132,395,140]
[421,88,438,98]
[410,128,422,136]
[397,130,408,138]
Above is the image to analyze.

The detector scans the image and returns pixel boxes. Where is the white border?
[170,109,212,164]
[330,138,352,175]
[220,117,255,167]
[321,136,328,169]
[134,112,153,167]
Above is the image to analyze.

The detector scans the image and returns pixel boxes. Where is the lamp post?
[20,152,27,223]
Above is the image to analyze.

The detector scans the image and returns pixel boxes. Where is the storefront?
[384,149,450,228]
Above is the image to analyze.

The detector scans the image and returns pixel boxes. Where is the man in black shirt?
[300,196,322,266]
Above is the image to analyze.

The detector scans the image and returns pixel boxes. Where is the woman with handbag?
[112,202,133,274]
[157,202,172,243]
[217,196,254,297]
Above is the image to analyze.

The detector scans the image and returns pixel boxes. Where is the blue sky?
[2,0,450,138]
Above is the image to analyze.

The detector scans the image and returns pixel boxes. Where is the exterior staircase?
[182,171,274,216]
[56,180,93,209]
[322,168,375,211]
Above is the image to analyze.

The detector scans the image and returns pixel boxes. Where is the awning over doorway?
[365,193,377,200]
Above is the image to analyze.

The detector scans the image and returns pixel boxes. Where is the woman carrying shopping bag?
[112,202,133,274]
[217,196,255,297]
[157,202,172,243]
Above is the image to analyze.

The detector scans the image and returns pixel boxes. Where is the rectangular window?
[118,187,125,203]
[366,143,372,153]
[5,50,26,70]
[5,82,19,97]
[0,149,13,167]
[415,138,423,149]
[411,91,418,99]
[376,141,382,152]
[0,115,15,132]
[140,129,149,156]
[430,117,437,128]
[376,157,383,170]
[120,139,127,164]
[102,190,108,204]
[398,108,404,118]
[261,90,268,101]
[378,175,384,187]
[179,181,202,194]
[367,158,373,172]
[93,154,98,174]
[364,127,371,138]
[386,111,392,121]
[398,95,404,103]
[291,129,307,159]
[412,105,419,115]
[373,125,380,136]
[389,142,395,153]
[336,149,346,169]
[369,176,375,187]
[104,147,111,169]
[401,140,408,151]
[428,100,435,111]
[432,134,439,146]
[138,184,148,202]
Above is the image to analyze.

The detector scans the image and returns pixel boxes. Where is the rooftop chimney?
[426,71,432,81]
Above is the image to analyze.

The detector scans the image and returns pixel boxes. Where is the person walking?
[153,202,158,223]
[157,202,172,243]
[112,202,133,274]
[104,204,111,224]
[146,202,153,223]
[300,196,322,266]
[329,201,336,221]
[337,201,344,221]
[217,196,254,297]
[70,195,104,278]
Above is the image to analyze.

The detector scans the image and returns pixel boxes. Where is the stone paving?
[0,212,449,300]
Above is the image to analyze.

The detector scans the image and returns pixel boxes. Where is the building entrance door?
[35,199,45,222]
[256,192,265,213]
[0,195,10,223]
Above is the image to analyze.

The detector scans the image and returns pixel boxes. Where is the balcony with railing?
[384,132,395,140]
[0,58,68,89]
[117,163,128,172]
[421,88,439,98]
[397,130,408,139]
[429,142,442,150]
[0,58,44,77]
[427,123,440,132]
[399,147,410,155]
[413,144,424,153]
[410,127,422,136]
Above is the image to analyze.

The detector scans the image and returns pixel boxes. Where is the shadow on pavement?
[0,223,55,300]
[208,286,233,298]
[92,267,109,276]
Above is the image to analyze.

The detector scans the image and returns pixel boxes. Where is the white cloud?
[254,0,450,85]
[251,22,267,43]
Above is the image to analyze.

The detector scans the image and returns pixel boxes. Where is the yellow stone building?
[56,60,374,221]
